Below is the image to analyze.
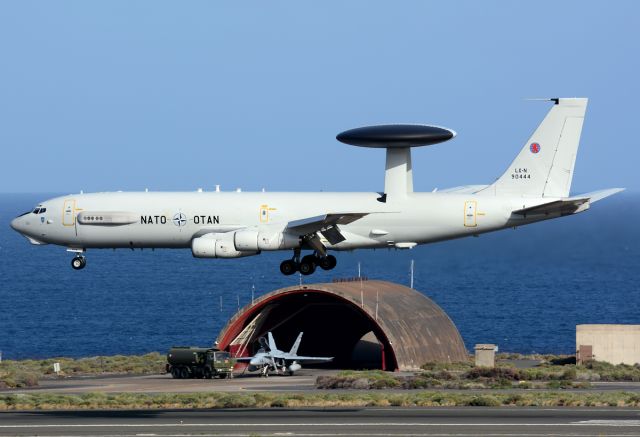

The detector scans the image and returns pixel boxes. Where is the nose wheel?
[279,252,337,276]
[71,255,86,270]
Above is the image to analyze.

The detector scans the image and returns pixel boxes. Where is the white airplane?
[235,332,333,376]
[10,98,622,275]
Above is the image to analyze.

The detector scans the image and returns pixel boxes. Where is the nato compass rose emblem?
[172,212,187,227]
[530,142,541,154]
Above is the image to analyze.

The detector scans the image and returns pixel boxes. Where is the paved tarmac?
[1,407,640,436]
[4,371,640,394]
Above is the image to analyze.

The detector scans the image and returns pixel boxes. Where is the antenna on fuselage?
[336,124,456,201]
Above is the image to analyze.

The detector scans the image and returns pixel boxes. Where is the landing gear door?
[464,201,477,227]
[63,199,76,226]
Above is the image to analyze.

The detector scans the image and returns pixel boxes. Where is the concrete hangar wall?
[577,324,640,365]
[216,280,468,371]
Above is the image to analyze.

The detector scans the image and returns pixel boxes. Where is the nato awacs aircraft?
[11,98,623,275]
[235,332,333,376]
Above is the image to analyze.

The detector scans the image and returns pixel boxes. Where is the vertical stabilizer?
[482,98,588,198]
[289,332,303,355]
[267,332,278,352]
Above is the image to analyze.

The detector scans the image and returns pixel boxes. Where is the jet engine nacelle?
[234,230,299,251]
[191,234,259,258]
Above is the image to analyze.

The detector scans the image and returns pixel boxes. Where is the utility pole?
[410,259,415,289]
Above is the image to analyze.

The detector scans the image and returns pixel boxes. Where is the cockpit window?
[31,207,46,214]
[39,208,46,213]
[32,208,40,214]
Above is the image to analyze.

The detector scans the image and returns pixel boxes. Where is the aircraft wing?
[278,354,333,364]
[512,188,624,216]
[285,213,369,244]
[436,185,489,194]
[283,354,333,363]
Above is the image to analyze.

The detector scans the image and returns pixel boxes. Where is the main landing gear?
[71,255,86,270]
[279,249,337,276]
[69,249,87,270]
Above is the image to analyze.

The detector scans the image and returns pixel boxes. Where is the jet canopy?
[336,124,455,148]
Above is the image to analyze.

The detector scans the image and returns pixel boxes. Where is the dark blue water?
[1,193,638,359]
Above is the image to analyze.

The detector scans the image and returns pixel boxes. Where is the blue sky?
[0,1,638,193]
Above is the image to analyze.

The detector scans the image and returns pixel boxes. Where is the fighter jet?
[10,98,623,275]
[235,332,332,376]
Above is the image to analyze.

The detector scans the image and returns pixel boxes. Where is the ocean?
[1,192,638,360]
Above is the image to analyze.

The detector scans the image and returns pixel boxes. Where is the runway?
[1,407,640,436]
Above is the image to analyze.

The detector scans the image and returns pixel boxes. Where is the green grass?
[0,353,166,388]
[1,391,640,410]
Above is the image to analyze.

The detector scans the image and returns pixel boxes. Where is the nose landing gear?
[279,250,337,276]
[71,255,86,270]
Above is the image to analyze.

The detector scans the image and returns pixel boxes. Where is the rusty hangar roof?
[217,280,467,371]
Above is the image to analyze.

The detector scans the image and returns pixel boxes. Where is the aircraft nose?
[10,217,21,232]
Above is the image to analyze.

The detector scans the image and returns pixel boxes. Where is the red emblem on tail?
[530,143,541,154]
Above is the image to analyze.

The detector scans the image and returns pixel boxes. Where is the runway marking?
[2,432,630,437]
[576,420,640,426]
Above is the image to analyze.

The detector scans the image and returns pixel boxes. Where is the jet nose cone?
[10,217,21,232]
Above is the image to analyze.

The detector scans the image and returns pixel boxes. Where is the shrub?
[466,395,501,407]
[464,366,521,381]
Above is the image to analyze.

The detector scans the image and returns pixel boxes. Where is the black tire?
[71,257,85,270]
[318,254,337,270]
[299,259,316,275]
[204,368,212,379]
[279,259,297,275]
[171,367,180,379]
[180,367,190,379]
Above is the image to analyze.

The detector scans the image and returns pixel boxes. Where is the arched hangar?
[216,280,467,371]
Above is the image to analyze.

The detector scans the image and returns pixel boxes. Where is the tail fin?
[482,98,588,198]
[289,332,303,355]
[267,332,278,352]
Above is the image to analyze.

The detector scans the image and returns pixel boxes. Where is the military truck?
[166,347,235,379]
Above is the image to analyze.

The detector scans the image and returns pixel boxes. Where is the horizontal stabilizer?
[512,198,589,216]
[513,188,624,216]
[574,188,625,203]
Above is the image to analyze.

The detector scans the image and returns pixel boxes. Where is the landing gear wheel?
[280,259,298,276]
[71,256,86,270]
[299,255,316,275]
[318,254,337,270]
